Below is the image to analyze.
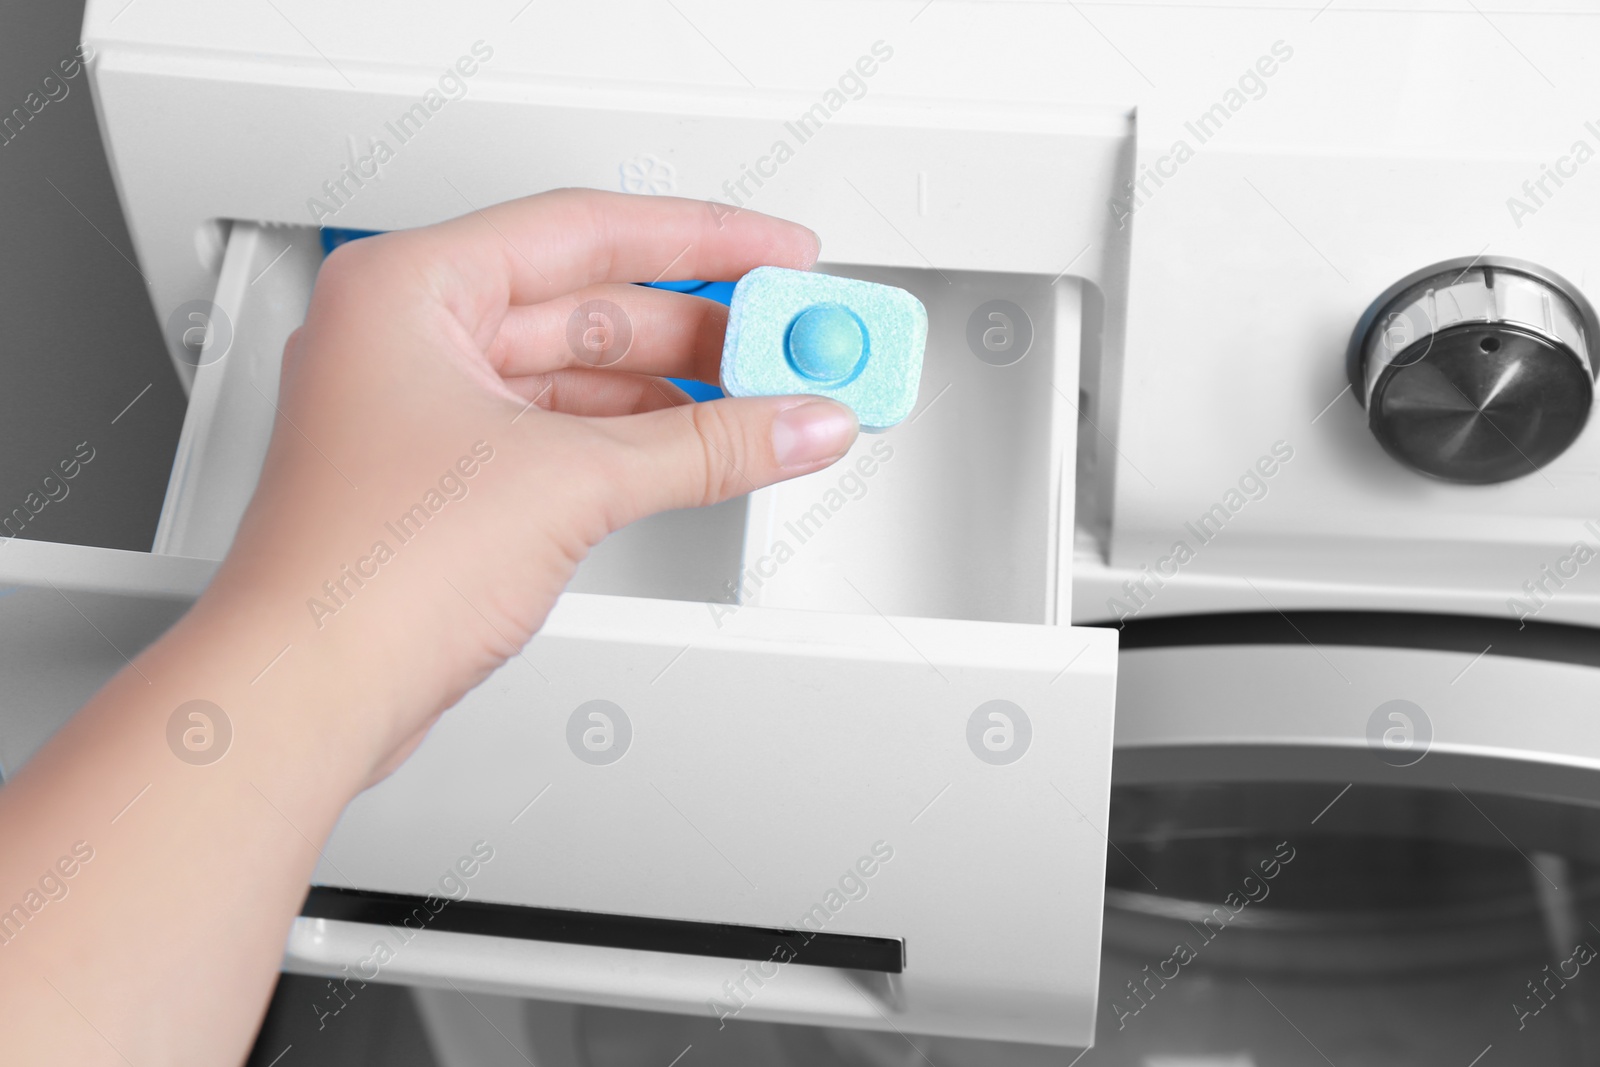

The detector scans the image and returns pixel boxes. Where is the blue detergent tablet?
[720,267,927,432]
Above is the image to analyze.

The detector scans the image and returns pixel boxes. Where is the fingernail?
[802,227,823,266]
[772,399,858,469]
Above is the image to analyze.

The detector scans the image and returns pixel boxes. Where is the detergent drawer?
[0,538,1106,1050]
[298,594,1116,1047]
[11,220,1120,1047]
[0,541,212,779]
[0,224,317,781]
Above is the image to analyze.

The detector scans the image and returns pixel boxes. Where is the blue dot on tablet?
[786,304,866,384]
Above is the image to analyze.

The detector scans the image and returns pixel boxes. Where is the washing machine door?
[1097,611,1600,1066]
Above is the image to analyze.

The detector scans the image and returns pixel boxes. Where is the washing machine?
[3,1,1598,1063]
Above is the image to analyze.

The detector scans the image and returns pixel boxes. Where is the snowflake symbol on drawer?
[619,153,677,195]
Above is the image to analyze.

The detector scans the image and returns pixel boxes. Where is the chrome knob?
[1346,257,1599,484]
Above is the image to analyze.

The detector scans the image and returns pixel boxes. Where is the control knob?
[1347,257,1598,483]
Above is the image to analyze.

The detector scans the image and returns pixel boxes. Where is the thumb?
[598,394,860,526]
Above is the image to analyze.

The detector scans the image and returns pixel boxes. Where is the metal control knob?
[1347,257,1599,484]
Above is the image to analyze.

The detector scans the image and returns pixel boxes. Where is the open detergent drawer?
[2,222,1117,1048]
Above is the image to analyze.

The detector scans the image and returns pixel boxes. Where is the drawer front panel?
[306,593,1117,1046]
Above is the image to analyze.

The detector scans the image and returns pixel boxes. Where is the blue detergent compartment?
[638,280,732,400]
[317,227,726,400]
[318,227,384,255]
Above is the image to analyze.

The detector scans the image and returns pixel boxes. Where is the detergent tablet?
[720,267,927,432]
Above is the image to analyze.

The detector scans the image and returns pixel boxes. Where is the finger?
[589,395,860,528]
[486,283,729,382]
[505,369,694,417]
[419,188,818,319]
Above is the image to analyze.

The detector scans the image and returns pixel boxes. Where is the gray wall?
[0,11,449,1064]
[0,2,187,552]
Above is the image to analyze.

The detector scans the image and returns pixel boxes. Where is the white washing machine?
[3,2,1598,1062]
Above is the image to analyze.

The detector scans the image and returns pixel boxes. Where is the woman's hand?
[210,190,859,783]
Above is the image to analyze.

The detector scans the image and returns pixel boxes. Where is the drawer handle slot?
[301,886,905,973]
